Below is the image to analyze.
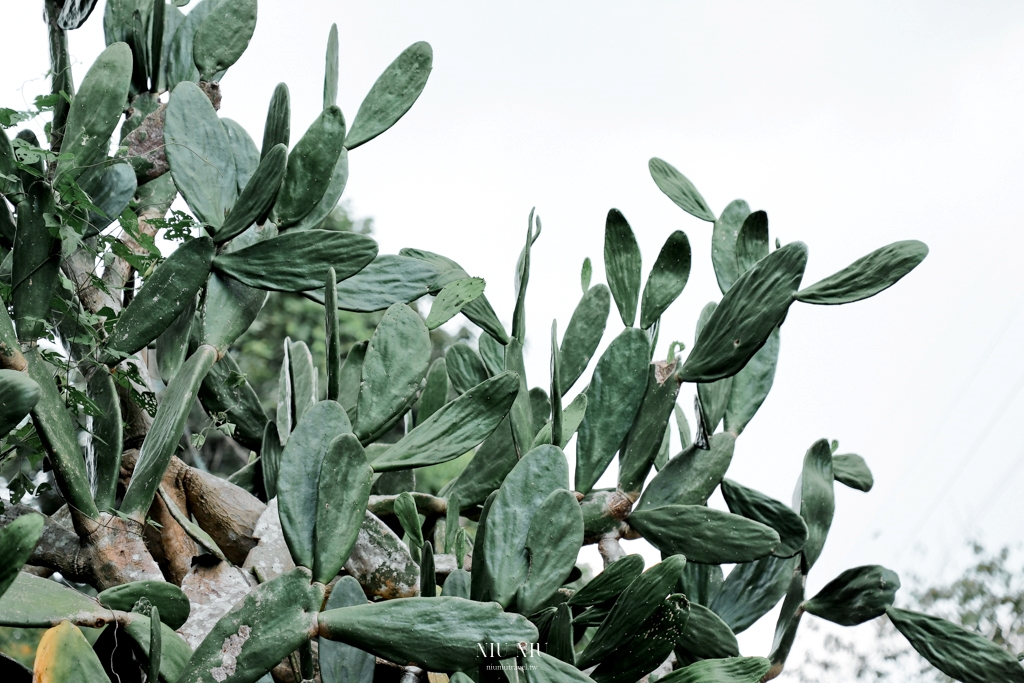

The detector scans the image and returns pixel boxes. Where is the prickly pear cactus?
[0,3,1012,683]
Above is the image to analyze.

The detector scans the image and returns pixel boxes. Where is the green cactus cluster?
[0,2,1015,683]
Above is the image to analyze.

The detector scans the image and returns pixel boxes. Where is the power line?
[894,365,1024,565]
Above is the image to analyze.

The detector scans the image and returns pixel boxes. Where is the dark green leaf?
[711,556,797,634]
[216,143,286,244]
[314,434,373,584]
[165,81,236,226]
[261,83,290,158]
[723,327,779,436]
[677,602,740,660]
[355,304,430,443]
[417,357,448,425]
[192,0,257,80]
[721,479,807,558]
[427,277,485,330]
[803,565,900,626]
[618,361,681,497]
[12,181,60,341]
[482,445,570,608]
[97,581,190,630]
[680,242,807,383]
[735,210,768,274]
[795,240,929,305]
[0,370,40,439]
[604,209,642,327]
[832,453,874,492]
[648,158,715,222]
[635,433,735,512]
[371,371,518,472]
[886,607,1024,683]
[505,339,534,457]
[630,505,779,564]
[319,576,375,683]
[345,42,433,150]
[177,567,323,683]
[107,237,215,359]
[278,400,351,568]
[575,327,650,494]
[213,230,377,292]
[0,514,44,600]
[799,439,834,571]
[447,344,489,395]
[25,349,97,519]
[591,594,690,683]
[318,596,538,672]
[516,489,584,615]
[711,199,751,295]
[120,346,217,521]
[576,554,686,669]
[275,106,347,228]
[567,554,644,607]
[660,657,770,683]
[640,230,691,329]
[56,43,132,183]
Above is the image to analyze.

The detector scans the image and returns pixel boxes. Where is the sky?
[5,0,1024,675]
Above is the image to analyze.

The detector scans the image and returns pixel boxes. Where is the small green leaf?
[640,230,691,329]
[318,597,538,672]
[313,434,373,584]
[635,433,735,512]
[799,439,835,571]
[426,277,485,329]
[324,24,340,109]
[0,514,44,600]
[278,400,351,569]
[120,346,218,521]
[648,157,715,223]
[711,199,751,294]
[803,565,900,626]
[373,372,518,472]
[581,257,592,293]
[345,42,433,150]
[275,106,347,228]
[618,361,681,497]
[680,242,807,383]
[97,581,191,630]
[735,210,769,274]
[192,0,257,80]
[355,304,430,443]
[721,479,808,558]
[575,327,650,494]
[576,554,686,669]
[604,209,642,327]
[165,81,236,226]
[659,657,770,683]
[795,240,929,305]
[212,230,378,292]
[261,83,290,158]
[833,453,874,492]
[106,237,215,360]
[629,505,779,564]
[886,607,1024,683]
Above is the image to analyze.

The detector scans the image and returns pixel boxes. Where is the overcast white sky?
[6,0,1024,674]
